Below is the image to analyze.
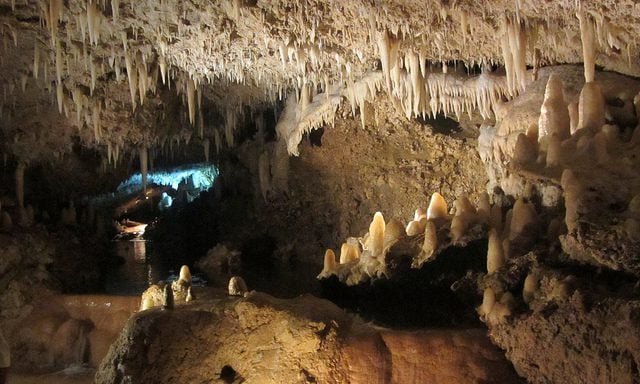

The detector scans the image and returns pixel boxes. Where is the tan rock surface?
[96,291,520,384]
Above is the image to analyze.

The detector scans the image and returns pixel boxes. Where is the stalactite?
[203,139,210,163]
[139,145,148,192]
[56,81,64,114]
[33,41,39,79]
[49,0,63,45]
[111,0,120,22]
[577,10,596,83]
[187,77,196,125]
[124,52,137,111]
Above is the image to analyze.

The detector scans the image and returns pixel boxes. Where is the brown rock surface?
[96,291,521,384]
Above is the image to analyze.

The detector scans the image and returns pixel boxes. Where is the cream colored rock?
[179,265,192,284]
[427,192,448,220]
[487,229,505,273]
[405,217,426,236]
[317,249,338,279]
[228,276,248,296]
[367,212,386,257]
[509,198,537,241]
[523,273,539,304]
[421,220,438,260]
[577,82,605,132]
[538,74,570,143]
[477,287,496,320]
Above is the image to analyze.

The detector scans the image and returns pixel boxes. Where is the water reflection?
[105,240,164,295]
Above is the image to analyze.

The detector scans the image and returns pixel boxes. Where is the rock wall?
[214,97,487,264]
[0,228,122,372]
[473,65,640,382]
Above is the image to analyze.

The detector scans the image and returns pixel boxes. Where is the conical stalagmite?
[538,74,570,145]
[478,287,496,319]
[577,82,605,133]
[509,198,537,242]
[317,249,338,278]
[421,220,438,260]
[427,192,448,220]
[561,169,582,232]
[367,212,386,257]
[487,229,505,273]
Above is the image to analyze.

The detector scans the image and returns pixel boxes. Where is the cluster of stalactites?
[375,28,512,122]
[500,16,529,97]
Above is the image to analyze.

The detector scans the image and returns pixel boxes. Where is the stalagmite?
[179,265,192,284]
[454,196,476,216]
[368,212,386,258]
[339,243,359,264]
[490,204,503,232]
[593,131,609,164]
[487,229,505,273]
[477,192,491,223]
[318,249,338,278]
[406,218,426,236]
[509,198,537,241]
[384,218,405,252]
[139,146,148,192]
[568,101,579,134]
[513,133,536,166]
[162,284,174,310]
[427,192,448,220]
[140,296,155,311]
[228,276,248,296]
[450,215,468,245]
[15,162,25,208]
[421,220,438,260]
[538,74,570,144]
[561,169,582,232]
[577,82,605,132]
[477,287,496,319]
[523,273,539,304]
[546,135,562,167]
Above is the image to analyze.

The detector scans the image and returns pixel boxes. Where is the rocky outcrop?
[96,291,520,384]
[477,255,640,384]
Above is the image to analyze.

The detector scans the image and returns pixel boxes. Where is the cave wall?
[213,96,487,264]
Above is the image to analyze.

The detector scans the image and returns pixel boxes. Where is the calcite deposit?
[3,0,640,383]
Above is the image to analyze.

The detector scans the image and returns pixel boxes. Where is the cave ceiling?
[0,0,638,165]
